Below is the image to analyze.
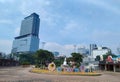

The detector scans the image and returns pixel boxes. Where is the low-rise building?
[92,47,110,58]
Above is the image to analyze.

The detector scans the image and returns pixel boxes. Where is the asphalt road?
[0,66,120,82]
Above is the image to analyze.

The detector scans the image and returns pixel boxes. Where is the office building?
[20,13,40,36]
[11,13,40,53]
[89,44,97,57]
[92,46,110,58]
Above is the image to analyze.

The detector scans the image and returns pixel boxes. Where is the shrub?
[21,61,30,65]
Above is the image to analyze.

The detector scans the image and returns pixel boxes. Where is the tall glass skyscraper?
[20,13,40,36]
[11,13,40,53]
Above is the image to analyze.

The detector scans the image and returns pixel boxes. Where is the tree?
[67,57,74,62]
[70,53,83,67]
[34,49,54,67]
[95,55,100,61]
[54,57,64,67]
[18,53,35,65]
[102,51,117,60]
[67,57,74,67]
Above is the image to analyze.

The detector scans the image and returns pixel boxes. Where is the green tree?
[18,53,35,65]
[67,57,74,62]
[70,53,83,67]
[103,51,117,60]
[67,57,74,67]
[54,57,64,67]
[34,49,54,67]
[95,55,100,61]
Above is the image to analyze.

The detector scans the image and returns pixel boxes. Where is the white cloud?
[92,30,120,41]
[14,27,20,36]
[0,19,12,24]
[40,42,74,56]
[59,20,87,36]
[80,0,120,14]
[19,0,50,15]
[0,39,12,54]
[40,42,90,57]
[19,0,57,27]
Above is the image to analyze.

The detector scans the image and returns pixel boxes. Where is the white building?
[92,47,110,58]
[82,56,99,71]
[81,46,110,71]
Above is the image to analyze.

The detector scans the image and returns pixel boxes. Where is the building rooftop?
[24,13,39,19]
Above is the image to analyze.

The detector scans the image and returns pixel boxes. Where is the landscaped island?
[30,68,102,76]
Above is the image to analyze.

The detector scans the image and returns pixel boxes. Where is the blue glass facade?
[12,13,40,53]
[20,13,40,36]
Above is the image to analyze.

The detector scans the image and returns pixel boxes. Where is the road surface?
[0,66,120,82]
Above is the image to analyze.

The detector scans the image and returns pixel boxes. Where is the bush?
[21,61,30,65]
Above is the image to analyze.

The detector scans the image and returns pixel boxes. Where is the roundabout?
[31,58,102,76]
[30,68,102,76]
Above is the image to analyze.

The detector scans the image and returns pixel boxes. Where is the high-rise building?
[89,44,97,57]
[20,13,40,36]
[11,13,40,54]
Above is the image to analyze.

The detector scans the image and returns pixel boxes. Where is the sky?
[0,0,120,56]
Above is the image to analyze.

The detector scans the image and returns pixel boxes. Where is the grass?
[30,68,102,76]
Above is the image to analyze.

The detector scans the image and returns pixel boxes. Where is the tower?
[20,13,40,36]
[11,13,40,54]
[90,44,97,57]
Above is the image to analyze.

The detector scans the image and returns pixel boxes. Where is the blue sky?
[0,0,120,56]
